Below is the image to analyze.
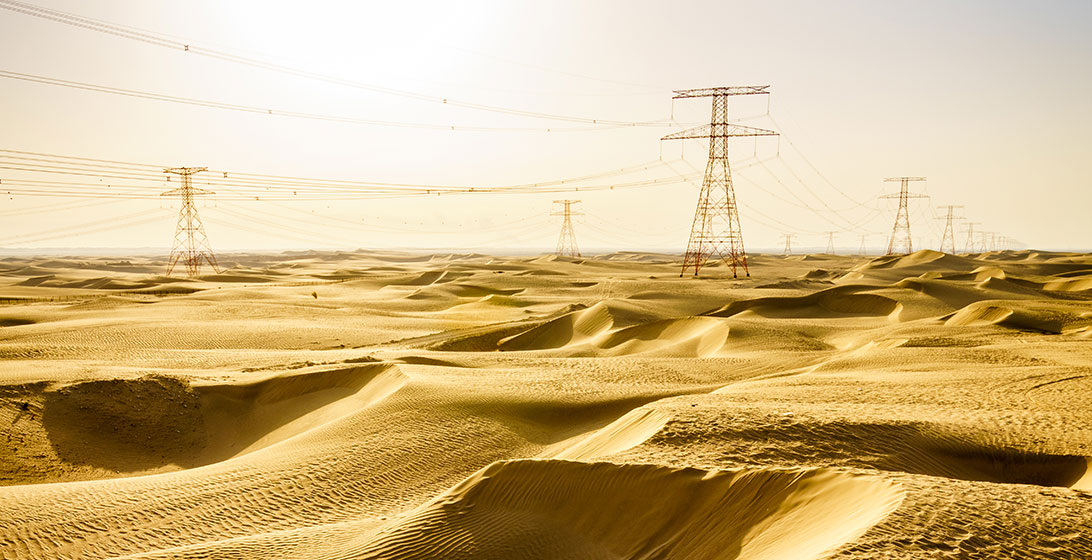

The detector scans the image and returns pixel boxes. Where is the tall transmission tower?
[978,231,992,252]
[980,231,1002,252]
[858,234,868,256]
[825,231,837,255]
[161,167,220,277]
[662,86,778,277]
[961,221,981,254]
[781,233,796,255]
[936,204,964,254]
[552,199,582,258]
[880,177,928,255]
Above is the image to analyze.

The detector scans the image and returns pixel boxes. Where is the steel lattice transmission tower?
[552,199,582,258]
[961,222,981,254]
[881,177,928,255]
[979,231,996,252]
[161,167,221,277]
[662,86,778,277]
[781,233,796,255]
[825,231,837,255]
[936,205,965,254]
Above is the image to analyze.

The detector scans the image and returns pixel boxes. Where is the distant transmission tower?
[881,177,928,254]
[552,199,582,258]
[825,231,836,255]
[662,86,778,277]
[781,233,796,255]
[982,229,1000,251]
[978,231,991,252]
[936,205,964,254]
[858,234,868,256]
[161,167,220,277]
[961,221,980,253]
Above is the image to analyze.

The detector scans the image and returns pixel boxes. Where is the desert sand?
[0,248,1090,559]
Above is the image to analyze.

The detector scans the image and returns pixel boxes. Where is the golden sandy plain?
[0,248,1090,559]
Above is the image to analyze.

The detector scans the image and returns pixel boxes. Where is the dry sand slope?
[0,248,1090,559]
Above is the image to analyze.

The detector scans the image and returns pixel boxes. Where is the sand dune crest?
[707,286,900,319]
[351,459,903,560]
[2,363,406,483]
[498,301,614,351]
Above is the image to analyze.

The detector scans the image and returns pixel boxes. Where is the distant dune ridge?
[1,248,1090,558]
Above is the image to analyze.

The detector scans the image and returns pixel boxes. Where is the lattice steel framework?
[979,231,996,252]
[663,86,777,277]
[937,204,964,254]
[825,231,837,255]
[552,199,582,258]
[881,177,927,255]
[781,233,796,255]
[961,222,981,253]
[162,167,220,277]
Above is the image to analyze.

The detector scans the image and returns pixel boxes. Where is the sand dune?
[1,363,405,484]
[498,301,614,351]
[391,270,475,286]
[2,248,1091,558]
[350,459,903,560]
[591,316,733,357]
[945,300,1092,333]
[707,286,901,319]
[545,407,671,460]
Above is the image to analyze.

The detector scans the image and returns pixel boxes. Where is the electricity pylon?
[936,205,964,254]
[662,86,778,277]
[881,177,928,255]
[825,231,836,255]
[781,233,796,255]
[552,199,582,258]
[961,221,981,253]
[858,234,868,256]
[978,231,992,252]
[980,231,1002,252]
[161,167,220,277]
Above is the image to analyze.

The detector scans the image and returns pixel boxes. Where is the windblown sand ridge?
[349,459,903,560]
[1,248,1090,558]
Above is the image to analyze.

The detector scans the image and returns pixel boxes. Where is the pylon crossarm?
[879,193,929,200]
[672,86,770,98]
[160,187,216,196]
[661,123,778,141]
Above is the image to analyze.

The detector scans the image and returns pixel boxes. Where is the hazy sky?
[1,0,1089,252]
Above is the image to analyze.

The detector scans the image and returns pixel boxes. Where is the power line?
[1,150,691,198]
[765,112,874,210]
[439,42,664,93]
[0,0,673,127]
[0,208,170,245]
[0,173,702,201]
[665,158,829,236]
[1,70,687,133]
